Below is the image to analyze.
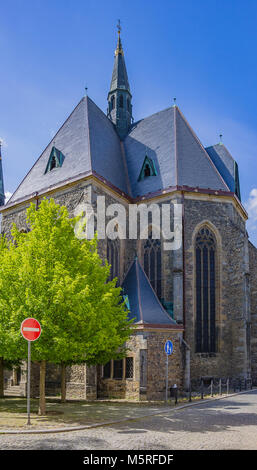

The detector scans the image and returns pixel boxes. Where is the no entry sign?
[20,317,41,425]
[21,318,41,342]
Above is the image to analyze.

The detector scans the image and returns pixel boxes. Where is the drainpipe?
[180,336,191,391]
[35,192,39,210]
[181,191,190,390]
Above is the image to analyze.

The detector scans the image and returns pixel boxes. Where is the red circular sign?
[21,318,41,342]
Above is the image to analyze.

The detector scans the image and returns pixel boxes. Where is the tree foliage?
[0,198,132,408]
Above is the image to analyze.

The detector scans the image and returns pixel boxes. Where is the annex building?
[1,28,257,400]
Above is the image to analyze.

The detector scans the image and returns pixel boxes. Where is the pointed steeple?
[0,141,5,206]
[107,22,132,140]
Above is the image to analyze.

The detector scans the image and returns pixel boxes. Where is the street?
[1,390,257,450]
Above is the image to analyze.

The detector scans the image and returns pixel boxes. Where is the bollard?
[219,378,222,395]
[173,384,178,405]
[211,379,213,397]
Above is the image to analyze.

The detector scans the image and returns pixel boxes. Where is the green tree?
[9,198,132,414]
[0,236,25,396]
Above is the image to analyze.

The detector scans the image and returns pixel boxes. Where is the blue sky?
[0,0,257,244]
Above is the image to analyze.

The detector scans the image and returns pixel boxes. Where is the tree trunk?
[0,358,4,398]
[61,363,66,403]
[38,360,46,415]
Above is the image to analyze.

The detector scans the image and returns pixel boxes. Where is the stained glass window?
[107,239,119,283]
[195,227,216,353]
[143,231,162,299]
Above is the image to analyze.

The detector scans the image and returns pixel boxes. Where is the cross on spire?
[117,19,121,34]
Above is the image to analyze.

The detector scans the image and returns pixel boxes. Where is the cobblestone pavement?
[0,390,257,450]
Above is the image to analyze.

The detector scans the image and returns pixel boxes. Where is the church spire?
[107,21,132,140]
[0,141,5,206]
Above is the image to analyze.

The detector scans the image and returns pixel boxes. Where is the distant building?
[1,28,256,400]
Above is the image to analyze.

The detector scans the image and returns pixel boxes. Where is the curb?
[0,388,256,435]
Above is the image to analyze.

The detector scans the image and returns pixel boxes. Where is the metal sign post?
[21,318,41,426]
[27,341,31,425]
[164,340,173,402]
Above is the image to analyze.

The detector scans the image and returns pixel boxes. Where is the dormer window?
[50,156,57,171]
[144,164,151,177]
[138,155,157,181]
[45,146,65,174]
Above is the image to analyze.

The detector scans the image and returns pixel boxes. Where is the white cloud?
[0,137,8,148]
[5,191,12,202]
[245,188,257,244]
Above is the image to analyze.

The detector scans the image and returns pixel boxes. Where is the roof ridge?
[84,96,92,170]
[130,105,174,129]
[176,107,231,192]
[8,96,86,204]
[206,143,235,163]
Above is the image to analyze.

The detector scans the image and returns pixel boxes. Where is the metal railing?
[169,377,253,405]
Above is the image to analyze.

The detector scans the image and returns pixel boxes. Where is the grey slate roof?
[124,106,230,197]
[122,258,176,325]
[205,143,237,193]
[8,97,129,204]
[8,97,239,207]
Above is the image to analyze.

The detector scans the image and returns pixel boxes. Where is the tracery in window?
[195,227,216,353]
[143,230,162,299]
[107,239,119,283]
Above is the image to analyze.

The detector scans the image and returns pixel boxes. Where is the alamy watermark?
[74,191,182,251]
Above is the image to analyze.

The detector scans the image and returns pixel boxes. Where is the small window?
[103,361,111,378]
[113,359,123,379]
[45,146,65,174]
[50,156,57,171]
[138,156,157,181]
[111,95,115,110]
[119,95,123,108]
[125,357,134,379]
[144,164,151,177]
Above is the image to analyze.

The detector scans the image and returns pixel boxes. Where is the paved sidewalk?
[1,389,257,450]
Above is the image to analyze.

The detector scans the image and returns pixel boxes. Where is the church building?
[1,27,257,400]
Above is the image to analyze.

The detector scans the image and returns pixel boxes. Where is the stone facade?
[183,196,250,381]
[1,180,256,400]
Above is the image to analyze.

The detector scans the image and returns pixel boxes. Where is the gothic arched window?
[195,227,216,353]
[119,95,123,108]
[143,231,162,299]
[107,239,119,283]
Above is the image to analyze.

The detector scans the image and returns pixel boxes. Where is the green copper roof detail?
[45,146,65,174]
[138,155,157,181]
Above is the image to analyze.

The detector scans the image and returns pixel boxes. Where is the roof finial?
[219,133,223,144]
[84,86,88,97]
[173,97,177,107]
[115,19,124,56]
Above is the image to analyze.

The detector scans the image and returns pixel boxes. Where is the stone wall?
[183,197,249,381]
[146,330,183,400]
[249,241,257,384]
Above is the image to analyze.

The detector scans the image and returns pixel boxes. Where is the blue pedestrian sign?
[165,340,173,355]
